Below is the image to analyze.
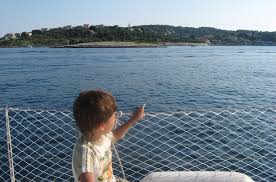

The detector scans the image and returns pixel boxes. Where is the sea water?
[0,46,276,111]
[1,46,276,181]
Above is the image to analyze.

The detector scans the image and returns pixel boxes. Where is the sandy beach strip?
[53,41,162,48]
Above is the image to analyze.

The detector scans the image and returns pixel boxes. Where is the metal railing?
[1,107,276,182]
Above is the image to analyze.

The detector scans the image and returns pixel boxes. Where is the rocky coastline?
[52,41,209,48]
[52,41,162,48]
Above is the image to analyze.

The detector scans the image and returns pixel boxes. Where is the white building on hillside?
[63,25,72,29]
[83,24,89,29]
[4,33,16,39]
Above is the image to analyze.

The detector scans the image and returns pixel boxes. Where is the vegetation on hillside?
[1,25,276,47]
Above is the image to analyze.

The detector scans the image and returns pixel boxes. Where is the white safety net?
[1,108,10,182]
[1,107,276,182]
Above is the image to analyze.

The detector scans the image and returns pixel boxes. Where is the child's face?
[102,112,116,133]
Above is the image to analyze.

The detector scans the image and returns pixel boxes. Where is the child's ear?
[99,123,105,130]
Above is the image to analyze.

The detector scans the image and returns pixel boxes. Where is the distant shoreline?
[3,41,276,49]
[52,41,161,48]
[52,41,209,48]
[1,25,276,47]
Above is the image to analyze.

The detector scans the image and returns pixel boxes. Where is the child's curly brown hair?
[73,90,117,136]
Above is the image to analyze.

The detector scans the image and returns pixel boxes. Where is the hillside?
[1,25,276,47]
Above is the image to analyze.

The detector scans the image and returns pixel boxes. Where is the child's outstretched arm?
[113,105,145,142]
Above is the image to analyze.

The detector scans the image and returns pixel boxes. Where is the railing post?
[5,107,15,182]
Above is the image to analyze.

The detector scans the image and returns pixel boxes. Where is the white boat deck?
[141,171,255,182]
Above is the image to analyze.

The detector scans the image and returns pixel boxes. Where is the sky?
[1,0,276,36]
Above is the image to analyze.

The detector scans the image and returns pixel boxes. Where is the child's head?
[73,90,117,137]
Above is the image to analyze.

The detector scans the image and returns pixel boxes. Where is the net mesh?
[1,107,276,182]
[0,108,10,182]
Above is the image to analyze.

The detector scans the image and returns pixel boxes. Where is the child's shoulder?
[105,132,114,140]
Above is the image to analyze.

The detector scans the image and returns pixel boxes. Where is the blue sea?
[1,46,276,182]
[0,46,276,111]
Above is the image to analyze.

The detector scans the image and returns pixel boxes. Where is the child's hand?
[130,104,145,122]
[113,104,146,142]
